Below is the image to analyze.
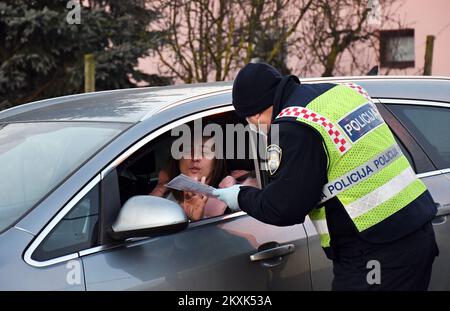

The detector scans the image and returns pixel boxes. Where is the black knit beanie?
[232,63,283,118]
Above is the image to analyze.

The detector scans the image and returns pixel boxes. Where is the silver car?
[0,76,449,290]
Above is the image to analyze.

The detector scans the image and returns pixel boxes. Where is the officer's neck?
[271,77,299,121]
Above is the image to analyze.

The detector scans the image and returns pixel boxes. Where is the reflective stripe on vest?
[313,218,329,234]
[319,144,403,204]
[308,207,330,247]
[345,166,417,219]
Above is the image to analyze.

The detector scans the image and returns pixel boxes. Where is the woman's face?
[179,138,215,184]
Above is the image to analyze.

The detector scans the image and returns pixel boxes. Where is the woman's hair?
[167,133,227,202]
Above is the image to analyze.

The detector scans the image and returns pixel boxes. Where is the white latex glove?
[212,185,241,212]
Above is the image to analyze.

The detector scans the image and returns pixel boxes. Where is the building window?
[380,29,415,68]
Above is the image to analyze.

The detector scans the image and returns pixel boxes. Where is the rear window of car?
[0,121,127,233]
[388,104,450,169]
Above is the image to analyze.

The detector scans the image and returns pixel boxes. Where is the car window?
[388,104,450,169]
[115,112,258,222]
[0,122,127,233]
[116,134,172,206]
[32,184,99,261]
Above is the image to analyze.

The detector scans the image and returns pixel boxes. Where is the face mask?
[246,117,268,140]
[257,118,268,138]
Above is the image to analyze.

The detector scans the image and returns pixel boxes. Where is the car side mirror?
[109,195,188,240]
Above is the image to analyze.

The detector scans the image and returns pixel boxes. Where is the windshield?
[0,122,127,232]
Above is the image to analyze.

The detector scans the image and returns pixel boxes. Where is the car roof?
[0,82,232,123]
[0,76,449,123]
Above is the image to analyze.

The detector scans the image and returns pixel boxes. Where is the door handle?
[250,244,295,262]
[436,202,450,217]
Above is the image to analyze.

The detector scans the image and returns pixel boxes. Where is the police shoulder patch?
[266,144,282,175]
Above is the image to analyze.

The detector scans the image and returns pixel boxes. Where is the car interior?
[116,111,261,216]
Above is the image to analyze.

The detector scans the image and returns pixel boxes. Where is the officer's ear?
[246,114,260,124]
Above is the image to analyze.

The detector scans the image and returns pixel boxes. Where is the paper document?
[165,174,218,197]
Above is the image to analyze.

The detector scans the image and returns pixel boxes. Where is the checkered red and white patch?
[276,106,351,154]
[340,82,372,102]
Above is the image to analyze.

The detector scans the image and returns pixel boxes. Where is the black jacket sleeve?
[238,121,328,226]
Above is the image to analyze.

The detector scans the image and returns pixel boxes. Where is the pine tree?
[0,0,170,110]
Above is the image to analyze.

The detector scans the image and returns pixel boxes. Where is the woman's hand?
[218,175,237,188]
[149,169,170,197]
[182,176,208,221]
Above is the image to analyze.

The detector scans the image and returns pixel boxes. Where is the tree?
[152,0,406,80]
[0,0,170,110]
[151,0,313,83]
[294,0,406,77]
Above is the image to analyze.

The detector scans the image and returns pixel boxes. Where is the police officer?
[212,63,439,290]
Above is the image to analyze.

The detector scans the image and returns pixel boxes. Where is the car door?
[380,99,450,290]
[20,177,101,290]
[80,107,312,291]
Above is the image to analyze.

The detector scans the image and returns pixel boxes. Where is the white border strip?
[378,98,450,108]
[24,175,101,267]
